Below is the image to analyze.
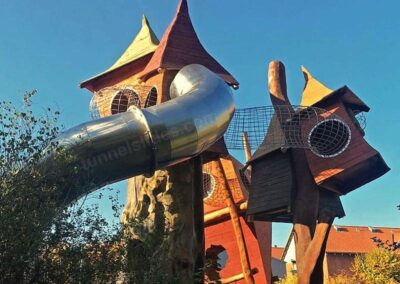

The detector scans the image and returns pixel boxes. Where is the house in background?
[271,246,286,281]
[282,225,400,281]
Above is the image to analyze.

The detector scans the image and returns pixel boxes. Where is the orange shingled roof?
[326,225,400,254]
[137,0,239,86]
[271,247,284,260]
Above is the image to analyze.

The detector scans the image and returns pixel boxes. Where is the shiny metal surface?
[44,64,234,199]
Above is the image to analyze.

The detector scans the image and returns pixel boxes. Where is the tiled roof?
[137,0,238,86]
[282,225,400,260]
[271,247,285,260]
[326,225,400,254]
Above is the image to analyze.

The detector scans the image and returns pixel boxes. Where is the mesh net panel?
[224,105,353,157]
[225,106,270,150]
[355,112,367,130]
[89,95,100,120]
[308,119,351,157]
[202,172,216,199]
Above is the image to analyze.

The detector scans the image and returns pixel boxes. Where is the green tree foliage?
[351,248,400,284]
[0,91,64,281]
[0,92,176,283]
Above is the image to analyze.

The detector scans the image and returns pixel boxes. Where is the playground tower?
[80,1,272,283]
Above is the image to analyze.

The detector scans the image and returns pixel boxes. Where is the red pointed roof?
[138,0,239,87]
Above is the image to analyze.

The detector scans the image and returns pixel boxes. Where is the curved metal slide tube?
[41,64,234,201]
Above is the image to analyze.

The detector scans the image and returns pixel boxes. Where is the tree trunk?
[122,159,202,283]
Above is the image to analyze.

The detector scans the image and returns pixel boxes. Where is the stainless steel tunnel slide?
[41,64,235,201]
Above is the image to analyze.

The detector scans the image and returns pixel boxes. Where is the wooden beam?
[204,201,248,226]
[309,221,333,284]
[217,159,255,284]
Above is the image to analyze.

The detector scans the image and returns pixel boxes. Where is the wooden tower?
[80,1,272,283]
[81,0,238,115]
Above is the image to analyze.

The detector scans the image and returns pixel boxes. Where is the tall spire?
[108,15,159,71]
[300,66,333,106]
[80,15,159,89]
[138,0,238,86]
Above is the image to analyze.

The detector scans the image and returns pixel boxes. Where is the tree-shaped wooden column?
[267,61,337,283]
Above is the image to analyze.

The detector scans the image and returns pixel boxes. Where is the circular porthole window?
[110,89,141,114]
[203,172,216,200]
[308,118,351,158]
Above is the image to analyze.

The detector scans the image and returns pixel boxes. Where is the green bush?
[351,248,400,284]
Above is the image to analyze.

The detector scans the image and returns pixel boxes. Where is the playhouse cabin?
[245,65,388,223]
[300,67,390,195]
[245,67,374,223]
[80,1,272,282]
[246,149,345,223]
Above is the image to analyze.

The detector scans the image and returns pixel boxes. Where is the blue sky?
[1,0,399,246]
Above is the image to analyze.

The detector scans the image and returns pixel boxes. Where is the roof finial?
[177,0,188,15]
[142,14,149,26]
[137,0,238,86]
[300,65,333,106]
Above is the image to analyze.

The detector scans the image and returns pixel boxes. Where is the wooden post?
[242,131,252,163]
[310,220,332,284]
[217,159,255,284]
